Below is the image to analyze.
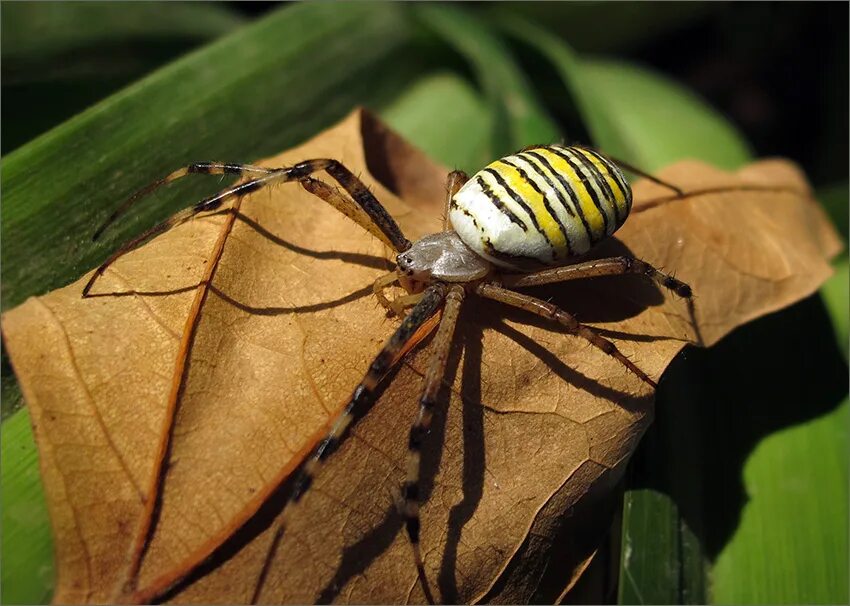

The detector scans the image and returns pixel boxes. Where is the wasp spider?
[83,144,692,603]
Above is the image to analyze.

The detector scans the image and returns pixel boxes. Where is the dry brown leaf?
[3,109,841,605]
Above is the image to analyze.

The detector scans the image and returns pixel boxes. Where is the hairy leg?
[252,283,447,603]
[84,159,411,297]
[442,170,469,231]
[477,282,657,388]
[92,162,274,241]
[575,146,684,197]
[401,284,464,605]
[502,255,693,299]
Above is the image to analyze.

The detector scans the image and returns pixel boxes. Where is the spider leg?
[575,145,684,197]
[401,284,465,605]
[252,284,447,601]
[373,271,401,313]
[287,284,446,507]
[299,176,406,251]
[83,159,410,297]
[476,283,657,388]
[373,271,427,318]
[502,255,693,299]
[442,170,469,231]
[390,293,426,319]
[93,162,275,241]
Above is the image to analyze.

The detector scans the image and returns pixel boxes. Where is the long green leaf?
[711,399,848,604]
[2,1,244,79]
[1,2,427,313]
[490,2,718,54]
[822,258,849,361]
[380,72,491,171]
[412,3,560,162]
[2,2,246,152]
[1,409,54,604]
[492,14,751,170]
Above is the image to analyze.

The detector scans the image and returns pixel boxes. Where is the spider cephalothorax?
[396,231,491,283]
[83,143,690,604]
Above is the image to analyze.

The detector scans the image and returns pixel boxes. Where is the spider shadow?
[157,337,448,603]
[151,230,691,602]
[313,287,659,603]
[435,315,485,604]
[311,283,658,603]
[500,237,672,329]
[86,208,392,315]
[313,307,479,604]
[482,313,651,412]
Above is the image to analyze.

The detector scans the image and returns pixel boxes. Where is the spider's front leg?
[400,284,465,605]
[250,284,447,603]
[83,158,412,297]
[372,271,426,318]
[373,272,400,313]
[373,168,469,318]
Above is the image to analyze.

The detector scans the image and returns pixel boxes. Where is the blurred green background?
[1,2,847,604]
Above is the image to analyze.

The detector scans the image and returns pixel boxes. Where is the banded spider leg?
[83,159,411,297]
[254,284,461,604]
[489,257,695,388]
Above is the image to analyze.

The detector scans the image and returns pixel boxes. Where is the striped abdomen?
[449,145,632,270]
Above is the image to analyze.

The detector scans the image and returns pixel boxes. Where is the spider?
[82,143,692,603]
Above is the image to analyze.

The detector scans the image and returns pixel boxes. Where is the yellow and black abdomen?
[449,145,632,270]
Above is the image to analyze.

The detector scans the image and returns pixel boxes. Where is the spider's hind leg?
[442,170,469,231]
[501,256,701,348]
[503,255,693,299]
[477,282,658,388]
[576,145,684,197]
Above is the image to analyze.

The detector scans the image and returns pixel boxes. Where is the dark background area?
[4,2,848,188]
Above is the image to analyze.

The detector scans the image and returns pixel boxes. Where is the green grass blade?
[380,72,491,172]
[822,258,849,362]
[711,399,849,604]
[576,59,752,171]
[2,2,246,152]
[1,2,426,312]
[2,1,244,76]
[1,409,54,605]
[412,4,559,160]
[491,14,751,170]
[490,2,718,54]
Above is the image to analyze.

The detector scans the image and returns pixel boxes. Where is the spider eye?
[397,253,413,273]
